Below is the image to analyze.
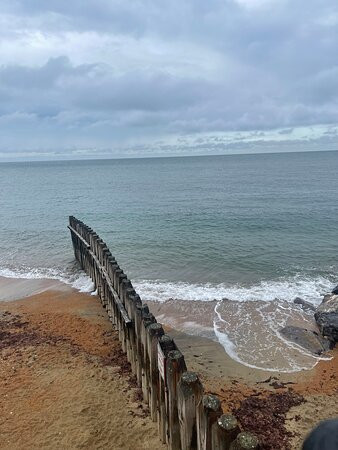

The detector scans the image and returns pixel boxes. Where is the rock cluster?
[314,293,338,344]
[288,285,338,354]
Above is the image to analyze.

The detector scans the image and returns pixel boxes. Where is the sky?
[0,0,338,160]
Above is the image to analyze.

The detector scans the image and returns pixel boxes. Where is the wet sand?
[148,298,327,373]
[0,278,337,449]
[149,301,338,449]
[0,279,165,450]
[0,276,69,302]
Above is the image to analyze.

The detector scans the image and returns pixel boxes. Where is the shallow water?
[0,151,337,371]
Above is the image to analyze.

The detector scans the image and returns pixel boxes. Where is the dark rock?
[293,297,316,312]
[331,285,338,295]
[315,294,338,344]
[280,326,332,355]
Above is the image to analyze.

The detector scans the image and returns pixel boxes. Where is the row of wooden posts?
[68,216,259,450]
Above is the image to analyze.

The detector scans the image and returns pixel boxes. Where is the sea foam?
[0,266,95,293]
[134,275,333,305]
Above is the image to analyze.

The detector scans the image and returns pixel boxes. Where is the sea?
[1,150,337,372]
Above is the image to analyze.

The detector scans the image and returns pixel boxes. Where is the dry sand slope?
[0,287,165,450]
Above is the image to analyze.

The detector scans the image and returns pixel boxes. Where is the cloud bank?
[0,0,338,159]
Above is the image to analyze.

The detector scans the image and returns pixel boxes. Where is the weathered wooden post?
[135,305,149,385]
[113,268,123,292]
[117,273,127,297]
[121,279,133,304]
[146,323,164,421]
[212,415,240,450]
[120,281,134,361]
[140,313,156,403]
[124,290,136,364]
[102,248,111,270]
[126,293,141,374]
[166,349,187,450]
[158,335,176,443]
[96,238,104,260]
[106,287,113,321]
[197,394,222,450]
[177,371,203,450]
[229,432,259,450]
[120,311,127,352]
[107,258,118,277]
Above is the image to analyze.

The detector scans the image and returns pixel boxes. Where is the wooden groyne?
[68,216,259,450]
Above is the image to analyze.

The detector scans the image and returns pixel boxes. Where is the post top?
[235,432,259,449]
[202,394,222,412]
[181,371,199,384]
[218,414,238,431]
[147,322,163,333]
[167,349,183,361]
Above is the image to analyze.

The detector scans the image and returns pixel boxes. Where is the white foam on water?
[70,273,95,293]
[0,266,95,293]
[134,275,333,304]
[213,300,332,373]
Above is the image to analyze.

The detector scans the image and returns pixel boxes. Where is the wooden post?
[117,273,127,297]
[146,323,164,421]
[106,288,113,321]
[140,313,156,403]
[121,279,133,301]
[212,415,240,450]
[127,294,141,374]
[177,371,203,450]
[135,304,149,385]
[197,394,222,450]
[113,268,123,292]
[157,335,176,443]
[166,349,187,450]
[229,432,259,450]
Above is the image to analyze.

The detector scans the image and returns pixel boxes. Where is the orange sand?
[0,288,165,450]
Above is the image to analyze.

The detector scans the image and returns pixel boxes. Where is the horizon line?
[0,148,337,164]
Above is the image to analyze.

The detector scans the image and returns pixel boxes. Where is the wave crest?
[134,275,333,305]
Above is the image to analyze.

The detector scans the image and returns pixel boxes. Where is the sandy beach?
[0,277,337,450]
[0,278,165,450]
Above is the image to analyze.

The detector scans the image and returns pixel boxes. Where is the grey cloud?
[0,56,94,89]
[0,0,338,158]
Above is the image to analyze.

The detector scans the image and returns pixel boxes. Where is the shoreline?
[147,297,331,374]
[0,279,164,450]
[0,277,337,449]
[0,276,70,302]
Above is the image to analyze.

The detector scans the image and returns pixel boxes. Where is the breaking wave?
[134,275,333,305]
[0,265,95,293]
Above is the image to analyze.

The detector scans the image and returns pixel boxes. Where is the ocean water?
[1,151,337,371]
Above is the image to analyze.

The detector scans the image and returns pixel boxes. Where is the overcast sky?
[0,0,338,160]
